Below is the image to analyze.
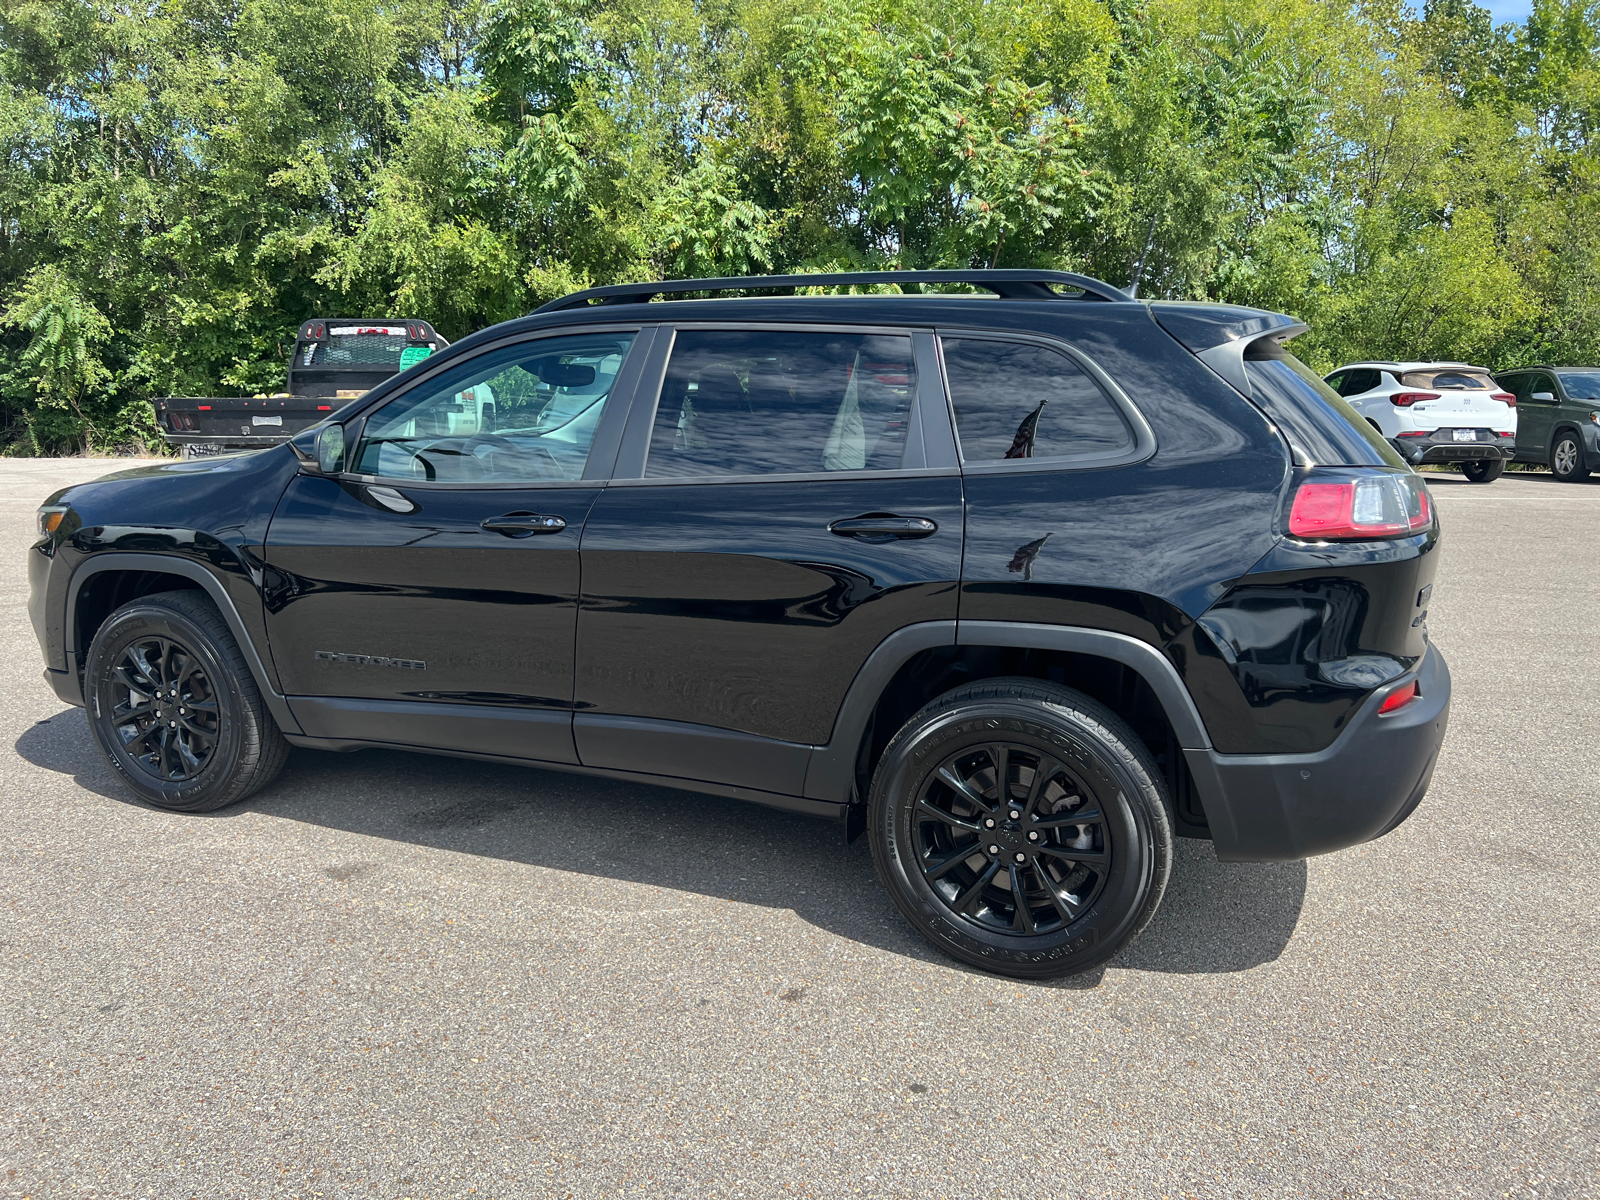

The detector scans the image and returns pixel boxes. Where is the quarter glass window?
[645,330,915,478]
[1345,369,1381,394]
[352,332,634,483]
[942,338,1132,463]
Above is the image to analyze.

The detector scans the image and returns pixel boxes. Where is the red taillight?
[196,405,211,410]
[1378,681,1420,715]
[1287,475,1433,540]
[1493,391,1515,407]
[1497,431,1515,438]
[1395,430,1429,438]
[317,405,332,411]
[1390,391,1439,407]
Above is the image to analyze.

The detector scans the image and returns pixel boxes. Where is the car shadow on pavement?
[15,714,1307,982]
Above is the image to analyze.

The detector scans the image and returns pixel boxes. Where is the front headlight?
[37,505,68,536]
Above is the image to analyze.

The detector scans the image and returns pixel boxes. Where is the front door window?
[353,332,635,483]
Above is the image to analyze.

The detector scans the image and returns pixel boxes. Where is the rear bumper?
[160,433,295,446]
[1186,642,1451,862]
[1392,436,1514,465]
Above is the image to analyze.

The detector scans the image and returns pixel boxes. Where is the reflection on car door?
[572,325,963,800]
[263,327,653,764]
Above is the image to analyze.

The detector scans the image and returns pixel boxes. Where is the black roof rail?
[533,270,1132,313]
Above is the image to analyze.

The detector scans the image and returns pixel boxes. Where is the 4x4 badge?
[314,651,426,670]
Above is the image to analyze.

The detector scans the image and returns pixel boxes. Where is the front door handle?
[481,512,567,537]
[827,514,938,541]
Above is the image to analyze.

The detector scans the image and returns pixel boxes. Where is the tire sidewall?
[86,603,248,809]
[872,700,1157,977]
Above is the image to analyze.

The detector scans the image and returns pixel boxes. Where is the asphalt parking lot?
[1,458,1596,1200]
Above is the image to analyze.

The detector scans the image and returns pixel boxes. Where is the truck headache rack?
[535,270,1133,313]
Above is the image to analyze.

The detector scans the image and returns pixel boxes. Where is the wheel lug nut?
[1028,831,1039,841]
[984,818,995,829]
[987,844,999,855]
[1013,852,1026,863]
[1009,810,1020,821]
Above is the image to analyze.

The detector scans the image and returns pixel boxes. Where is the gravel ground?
[1,457,1596,1199]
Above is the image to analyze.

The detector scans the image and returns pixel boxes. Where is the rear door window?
[644,329,915,478]
[1242,349,1406,468]
[940,337,1133,463]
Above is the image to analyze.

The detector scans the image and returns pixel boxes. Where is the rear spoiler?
[1150,304,1307,396]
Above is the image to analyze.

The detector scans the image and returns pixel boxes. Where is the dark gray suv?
[1495,366,1600,481]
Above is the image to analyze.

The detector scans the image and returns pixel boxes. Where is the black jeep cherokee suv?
[29,270,1450,979]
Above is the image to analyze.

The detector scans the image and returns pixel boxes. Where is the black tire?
[1551,430,1589,482]
[84,590,289,812]
[1461,459,1504,484]
[867,677,1173,980]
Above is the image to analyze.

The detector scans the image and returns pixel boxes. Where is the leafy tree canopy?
[0,0,1596,452]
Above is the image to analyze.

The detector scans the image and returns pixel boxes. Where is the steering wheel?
[461,432,521,457]
[460,433,565,479]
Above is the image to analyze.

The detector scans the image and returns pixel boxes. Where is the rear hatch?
[1396,368,1516,435]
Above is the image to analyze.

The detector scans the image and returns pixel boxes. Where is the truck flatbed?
[157,319,446,458]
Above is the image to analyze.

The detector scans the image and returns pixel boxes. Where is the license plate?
[180,443,231,460]
[252,414,284,427]
[1452,428,1477,442]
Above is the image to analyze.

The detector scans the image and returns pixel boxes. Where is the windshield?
[1399,368,1495,390]
[1243,349,1406,468]
[1555,370,1600,400]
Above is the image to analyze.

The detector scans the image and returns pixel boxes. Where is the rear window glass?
[303,329,419,368]
[1243,350,1406,468]
[1399,369,1494,390]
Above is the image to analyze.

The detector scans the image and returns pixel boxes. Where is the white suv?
[1324,361,1518,483]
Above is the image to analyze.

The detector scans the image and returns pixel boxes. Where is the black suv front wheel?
[1551,430,1590,482]
[85,590,289,812]
[868,679,1172,979]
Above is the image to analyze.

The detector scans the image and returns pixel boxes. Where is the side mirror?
[316,424,346,473]
[1531,392,1556,402]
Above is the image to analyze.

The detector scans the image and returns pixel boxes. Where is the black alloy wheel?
[1461,459,1504,484]
[869,678,1172,979]
[86,590,289,812]
[912,743,1111,937]
[1551,431,1589,482]
[107,635,220,781]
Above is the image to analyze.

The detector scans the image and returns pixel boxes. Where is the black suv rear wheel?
[1461,459,1504,483]
[868,678,1172,979]
[85,590,289,812]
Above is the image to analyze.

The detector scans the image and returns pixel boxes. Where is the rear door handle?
[481,512,567,536]
[827,514,938,540]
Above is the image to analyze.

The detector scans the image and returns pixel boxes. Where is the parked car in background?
[1323,362,1517,483]
[1492,367,1600,482]
[30,270,1451,981]
[156,318,447,459]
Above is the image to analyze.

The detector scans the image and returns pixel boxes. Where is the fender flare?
[803,619,1213,804]
[63,552,302,735]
